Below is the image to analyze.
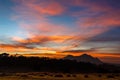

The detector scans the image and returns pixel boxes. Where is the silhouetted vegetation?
[107,75,115,78]
[54,74,63,77]
[84,74,89,78]
[66,74,71,77]
[0,53,119,73]
[72,74,77,77]
[20,74,29,78]
[0,73,8,76]
[98,74,102,77]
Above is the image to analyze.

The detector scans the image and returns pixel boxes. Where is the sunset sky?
[0,0,120,64]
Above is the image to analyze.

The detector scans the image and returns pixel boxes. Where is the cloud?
[76,0,120,29]
[10,0,120,55]
[88,27,120,42]
[0,43,57,54]
[0,44,31,52]
[78,10,120,28]
[62,49,95,53]
[13,35,73,45]
[19,22,72,36]
[12,0,79,51]
[12,0,75,36]
[13,0,66,16]
[27,1,65,16]
[5,35,74,52]
[67,0,120,48]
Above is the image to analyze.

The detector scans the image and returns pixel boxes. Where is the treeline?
[0,53,119,73]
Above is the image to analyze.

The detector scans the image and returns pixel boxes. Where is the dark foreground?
[0,53,120,80]
[0,53,120,73]
[0,72,119,80]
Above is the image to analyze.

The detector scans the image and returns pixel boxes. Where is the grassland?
[0,72,119,80]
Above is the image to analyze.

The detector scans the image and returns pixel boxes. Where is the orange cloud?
[23,53,65,58]
[0,44,29,52]
[13,35,73,45]
[0,43,57,54]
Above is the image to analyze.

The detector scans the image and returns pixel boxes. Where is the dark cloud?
[89,27,120,42]
[62,48,96,53]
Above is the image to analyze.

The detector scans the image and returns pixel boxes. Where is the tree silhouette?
[0,53,9,57]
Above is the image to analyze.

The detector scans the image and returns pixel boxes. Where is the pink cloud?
[75,0,120,37]
[12,0,74,36]
[13,0,65,16]
[20,22,71,36]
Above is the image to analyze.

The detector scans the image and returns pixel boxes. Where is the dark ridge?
[63,54,103,64]
[0,53,119,73]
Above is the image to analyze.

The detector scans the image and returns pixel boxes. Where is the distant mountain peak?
[81,53,88,56]
[63,54,103,64]
[66,55,74,57]
[80,54,91,57]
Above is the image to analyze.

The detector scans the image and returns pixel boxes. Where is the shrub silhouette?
[20,74,29,78]
[72,74,76,77]
[107,75,114,78]
[54,74,63,77]
[84,74,89,78]
[66,74,71,77]
[0,73,8,76]
[39,74,45,77]
[0,53,9,57]
[115,74,119,77]
[49,74,53,77]
[98,74,102,77]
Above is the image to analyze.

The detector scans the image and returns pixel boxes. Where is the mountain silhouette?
[63,54,103,64]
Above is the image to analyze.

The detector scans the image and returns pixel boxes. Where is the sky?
[0,0,120,64]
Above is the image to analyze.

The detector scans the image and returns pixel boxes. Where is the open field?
[0,72,119,80]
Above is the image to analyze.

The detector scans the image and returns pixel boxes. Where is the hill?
[63,54,103,64]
